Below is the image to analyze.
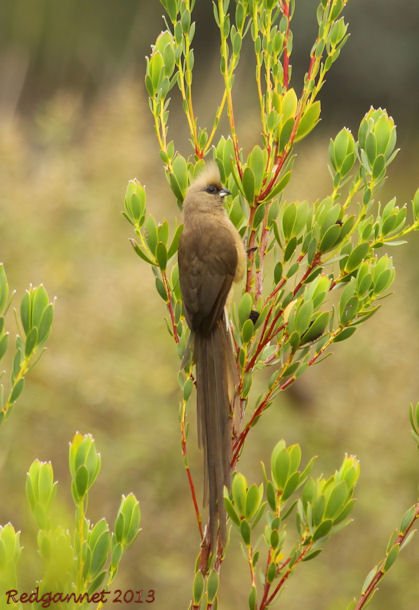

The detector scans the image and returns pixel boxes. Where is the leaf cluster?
[0,264,54,424]
[2,433,141,600]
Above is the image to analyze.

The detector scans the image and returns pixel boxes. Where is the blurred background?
[0,0,418,608]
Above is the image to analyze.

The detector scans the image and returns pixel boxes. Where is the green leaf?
[0,265,9,315]
[266,481,276,511]
[302,548,322,561]
[75,465,89,499]
[340,296,359,324]
[284,236,298,262]
[274,262,283,284]
[313,519,333,541]
[312,495,325,525]
[319,224,341,253]
[345,243,370,273]
[245,484,263,519]
[90,530,111,576]
[25,327,38,357]
[232,473,247,514]
[129,239,155,265]
[171,155,189,202]
[156,242,168,270]
[242,167,255,202]
[294,301,313,335]
[263,170,291,201]
[31,286,49,329]
[333,326,356,342]
[247,145,266,193]
[241,319,254,343]
[238,293,253,326]
[325,481,349,519]
[88,571,107,596]
[224,495,240,526]
[267,561,276,583]
[282,472,300,500]
[272,449,289,491]
[400,505,416,533]
[361,566,377,593]
[279,117,294,151]
[207,570,219,603]
[281,88,297,120]
[253,203,266,228]
[155,277,167,301]
[167,224,184,259]
[143,216,158,254]
[301,311,329,343]
[282,203,297,239]
[372,154,386,180]
[38,304,54,344]
[248,585,257,610]
[374,269,394,294]
[20,292,31,335]
[0,333,8,360]
[240,520,251,545]
[10,378,25,403]
[192,571,204,604]
[295,101,321,142]
[412,188,419,222]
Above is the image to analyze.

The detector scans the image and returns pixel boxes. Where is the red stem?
[161,271,179,343]
[280,1,291,90]
[353,503,419,610]
[246,207,258,293]
[262,546,310,608]
[181,413,204,539]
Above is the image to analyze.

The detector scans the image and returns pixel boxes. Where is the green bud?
[329,128,355,175]
[69,432,101,503]
[124,179,146,226]
[114,493,141,548]
[0,523,22,581]
[26,460,56,529]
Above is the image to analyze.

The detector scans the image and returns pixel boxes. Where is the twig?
[161,270,179,344]
[180,395,204,539]
[353,502,419,610]
[261,546,311,609]
[280,1,292,90]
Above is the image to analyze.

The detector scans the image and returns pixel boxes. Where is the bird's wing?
[178,223,238,334]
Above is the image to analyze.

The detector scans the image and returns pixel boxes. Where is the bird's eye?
[205,184,219,194]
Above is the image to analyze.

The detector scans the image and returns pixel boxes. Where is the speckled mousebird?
[178,164,245,550]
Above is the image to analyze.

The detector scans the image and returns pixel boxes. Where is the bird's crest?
[188,162,222,192]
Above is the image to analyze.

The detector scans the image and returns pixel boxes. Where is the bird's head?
[183,163,231,214]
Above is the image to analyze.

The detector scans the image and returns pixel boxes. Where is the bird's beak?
[219,188,231,198]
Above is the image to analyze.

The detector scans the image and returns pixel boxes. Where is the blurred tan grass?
[0,80,418,609]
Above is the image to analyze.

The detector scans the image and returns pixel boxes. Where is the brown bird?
[178,164,245,550]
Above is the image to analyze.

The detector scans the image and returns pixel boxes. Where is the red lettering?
[5,590,18,604]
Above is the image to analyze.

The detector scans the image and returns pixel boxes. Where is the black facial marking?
[204,184,220,195]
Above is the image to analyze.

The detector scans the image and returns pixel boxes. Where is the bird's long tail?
[195,318,238,549]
